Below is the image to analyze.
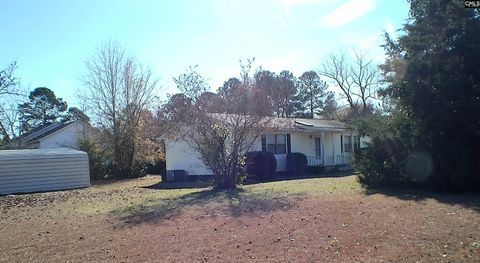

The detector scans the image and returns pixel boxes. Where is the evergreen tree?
[62,107,90,123]
[359,0,480,191]
[18,87,67,133]
[298,71,332,118]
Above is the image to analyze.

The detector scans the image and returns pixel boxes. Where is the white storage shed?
[0,148,90,195]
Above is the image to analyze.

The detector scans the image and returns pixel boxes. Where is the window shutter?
[286,134,291,153]
[261,134,266,152]
[340,135,343,153]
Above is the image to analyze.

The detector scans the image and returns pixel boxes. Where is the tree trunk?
[310,92,314,118]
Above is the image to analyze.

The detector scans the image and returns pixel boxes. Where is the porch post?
[350,132,354,152]
[341,132,344,164]
[321,131,325,165]
[332,131,335,165]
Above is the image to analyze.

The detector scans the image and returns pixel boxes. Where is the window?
[266,134,286,154]
[353,136,360,151]
[344,135,353,152]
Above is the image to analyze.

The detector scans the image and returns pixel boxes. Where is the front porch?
[268,129,358,171]
[290,130,357,168]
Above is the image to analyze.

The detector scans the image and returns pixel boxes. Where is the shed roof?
[0,148,87,161]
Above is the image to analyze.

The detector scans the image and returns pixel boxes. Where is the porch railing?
[306,155,335,166]
[307,154,353,166]
[325,155,334,165]
[336,155,344,164]
[307,156,323,166]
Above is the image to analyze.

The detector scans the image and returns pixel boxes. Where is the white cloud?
[320,0,376,28]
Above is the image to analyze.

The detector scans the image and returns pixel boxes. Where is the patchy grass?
[1,174,479,262]
[67,175,360,217]
[247,175,360,195]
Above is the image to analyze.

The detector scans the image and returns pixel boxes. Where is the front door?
[315,137,322,159]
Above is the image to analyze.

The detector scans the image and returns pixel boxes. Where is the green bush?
[286,152,308,176]
[353,113,419,188]
[130,160,149,178]
[130,159,166,178]
[245,151,277,181]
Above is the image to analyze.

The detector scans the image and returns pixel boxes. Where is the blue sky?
[1,0,409,107]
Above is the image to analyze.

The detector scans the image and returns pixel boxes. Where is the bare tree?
[320,50,380,116]
[81,40,159,177]
[0,99,22,141]
[161,63,272,189]
[0,62,25,143]
[0,62,20,97]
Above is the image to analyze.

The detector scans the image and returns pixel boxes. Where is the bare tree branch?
[319,49,381,117]
[161,63,273,188]
[80,39,159,177]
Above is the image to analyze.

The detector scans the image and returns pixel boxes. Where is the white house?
[165,116,365,178]
[15,121,87,149]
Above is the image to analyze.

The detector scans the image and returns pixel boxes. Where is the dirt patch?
[1,175,479,262]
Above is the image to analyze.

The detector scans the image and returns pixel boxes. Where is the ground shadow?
[144,179,212,189]
[145,170,358,190]
[363,186,480,213]
[118,187,302,226]
[243,170,358,185]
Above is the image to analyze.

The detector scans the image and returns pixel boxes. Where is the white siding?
[165,130,357,175]
[290,132,315,156]
[39,122,84,149]
[165,136,262,176]
[165,139,212,176]
[0,149,90,195]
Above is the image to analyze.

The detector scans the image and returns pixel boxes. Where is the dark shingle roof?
[210,113,352,132]
[19,121,77,144]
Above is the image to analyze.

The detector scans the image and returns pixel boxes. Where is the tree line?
[2,0,477,192]
[0,39,381,181]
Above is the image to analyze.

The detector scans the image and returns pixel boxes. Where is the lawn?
[0,174,479,262]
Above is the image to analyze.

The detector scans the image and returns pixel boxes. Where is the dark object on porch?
[245,151,277,181]
[286,152,308,176]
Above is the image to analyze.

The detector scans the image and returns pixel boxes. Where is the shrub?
[78,138,106,180]
[145,159,166,175]
[353,113,420,188]
[130,160,149,178]
[354,138,409,187]
[245,151,277,181]
[286,152,308,176]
